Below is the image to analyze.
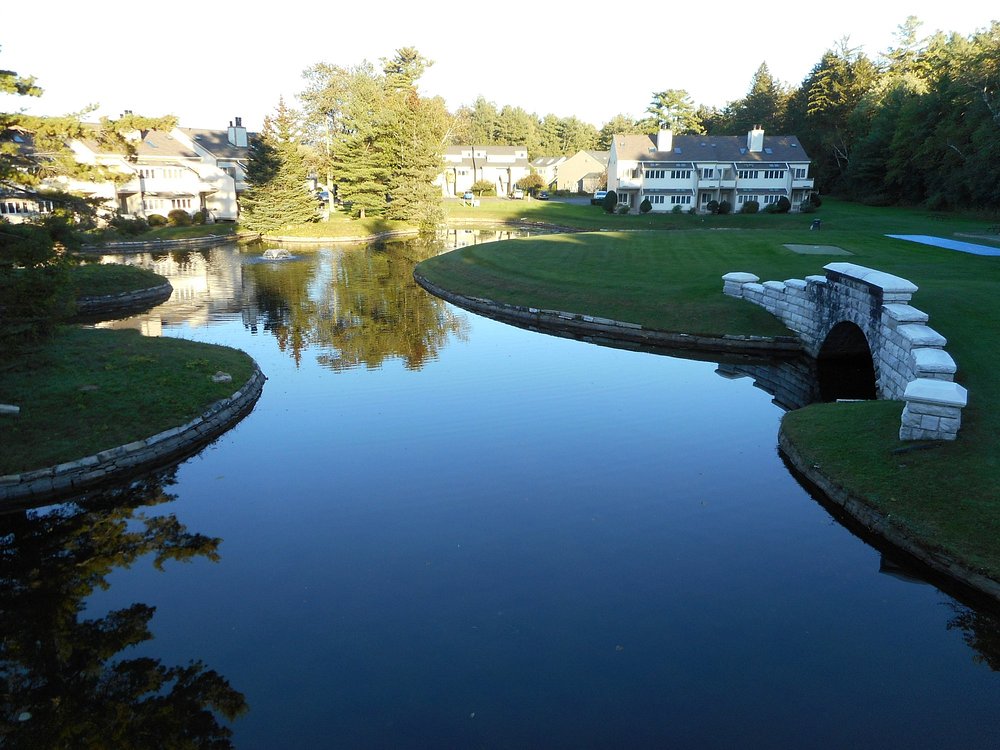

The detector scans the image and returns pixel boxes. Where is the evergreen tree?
[597,114,642,150]
[240,99,317,232]
[728,62,789,134]
[641,89,703,134]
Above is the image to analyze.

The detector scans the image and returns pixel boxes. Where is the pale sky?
[1,1,995,132]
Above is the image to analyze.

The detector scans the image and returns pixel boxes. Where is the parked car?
[511,188,524,199]
[462,191,474,200]
[591,190,608,205]
[537,191,550,200]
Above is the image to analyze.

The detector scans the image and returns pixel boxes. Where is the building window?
[645,169,665,179]
[738,194,759,205]
[794,168,807,179]
[701,168,715,179]
[764,170,785,180]
[171,198,192,210]
[618,193,631,206]
[738,170,760,180]
[762,194,784,205]
[670,195,691,205]
[642,194,665,205]
[670,169,691,179]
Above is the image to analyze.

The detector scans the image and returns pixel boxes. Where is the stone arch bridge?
[723,262,967,441]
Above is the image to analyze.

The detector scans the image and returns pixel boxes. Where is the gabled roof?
[531,156,565,167]
[77,125,199,158]
[180,128,252,159]
[613,133,810,163]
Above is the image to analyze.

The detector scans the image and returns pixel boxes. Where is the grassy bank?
[0,328,255,475]
[262,212,413,239]
[416,199,1000,581]
[70,264,168,297]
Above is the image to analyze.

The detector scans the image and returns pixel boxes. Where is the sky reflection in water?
[7,228,998,749]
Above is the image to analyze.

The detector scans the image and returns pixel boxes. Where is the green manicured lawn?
[260,212,413,238]
[0,328,255,475]
[70,263,168,297]
[91,224,237,244]
[417,199,1000,582]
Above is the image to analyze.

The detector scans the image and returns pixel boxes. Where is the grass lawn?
[90,224,237,244]
[417,198,1000,582]
[261,211,414,238]
[70,263,168,297]
[0,328,255,475]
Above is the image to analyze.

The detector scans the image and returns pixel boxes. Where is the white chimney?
[747,126,764,153]
[228,116,248,148]
[657,128,673,152]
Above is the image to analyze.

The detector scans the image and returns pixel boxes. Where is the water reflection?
[0,470,246,747]
[96,228,546,371]
[243,236,469,370]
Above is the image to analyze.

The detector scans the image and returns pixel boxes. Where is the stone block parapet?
[900,379,968,441]
[0,364,266,504]
[723,262,965,441]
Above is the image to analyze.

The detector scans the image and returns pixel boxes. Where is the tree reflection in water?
[245,235,469,370]
[0,471,247,748]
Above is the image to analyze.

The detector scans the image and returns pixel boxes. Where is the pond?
[4,227,999,748]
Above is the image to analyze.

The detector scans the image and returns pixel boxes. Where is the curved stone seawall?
[80,233,241,254]
[415,271,803,355]
[0,365,267,504]
[779,429,1000,604]
[74,282,173,317]
[724,263,967,441]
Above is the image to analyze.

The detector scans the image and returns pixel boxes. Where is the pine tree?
[240,99,317,233]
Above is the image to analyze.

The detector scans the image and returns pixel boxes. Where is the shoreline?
[415,271,1000,606]
[0,364,267,507]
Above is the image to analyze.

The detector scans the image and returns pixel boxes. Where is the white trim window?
[618,193,631,206]
[738,169,759,179]
[645,169,665,179]
[738,194,759,205]
[670,195,692,205]
[670,169,691,179]
[701,168,715,179]
[643,194,666,205]
[794,168,808,179]
[764,169,785,180]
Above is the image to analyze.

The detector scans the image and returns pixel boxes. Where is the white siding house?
[608,127,814,213]
[438,145,532,196]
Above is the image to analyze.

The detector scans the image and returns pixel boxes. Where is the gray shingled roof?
[613,133,810,163]
[181,128,252,159]
[76,125,199,158]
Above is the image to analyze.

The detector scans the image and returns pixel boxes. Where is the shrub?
[717,200,732,215]
[516,173,546,193]
[671,204,683,214]
[799,201,817,214]
[639,198,652,214]
[706,199,719,214]
[764,197,791,214]
[192,211,206,225]
[739,200,759,214]
[809,193,822,208]
[602,190,618,213]
[470,180,496,196]
[147,213,168,227]
[687,207,697,215]
[167,209,192,227]
[108,215,149,236]
[616,204,630,215]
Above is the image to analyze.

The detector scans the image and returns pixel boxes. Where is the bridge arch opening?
[817,321,877,401]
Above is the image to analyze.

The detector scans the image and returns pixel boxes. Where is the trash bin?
[810,219,822,230]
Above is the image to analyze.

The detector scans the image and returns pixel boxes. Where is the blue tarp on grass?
[887,234,1000,256]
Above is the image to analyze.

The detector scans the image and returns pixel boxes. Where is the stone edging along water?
[413,271,803,355]
[79,232,244,254]
[415,270,1000,605]
[778,430,1000,604]
[0,365,267,505]
[74,282,174,317]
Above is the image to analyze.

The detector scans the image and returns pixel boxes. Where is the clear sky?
[1,1,995,132]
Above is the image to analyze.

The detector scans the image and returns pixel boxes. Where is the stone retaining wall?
[80,233,241,254]
[723,263,967,440]
[74,282,173,317]
[416,272,803,355]
[0,365,266,504]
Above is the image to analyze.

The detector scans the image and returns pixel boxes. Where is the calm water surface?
[5,228,999,748]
